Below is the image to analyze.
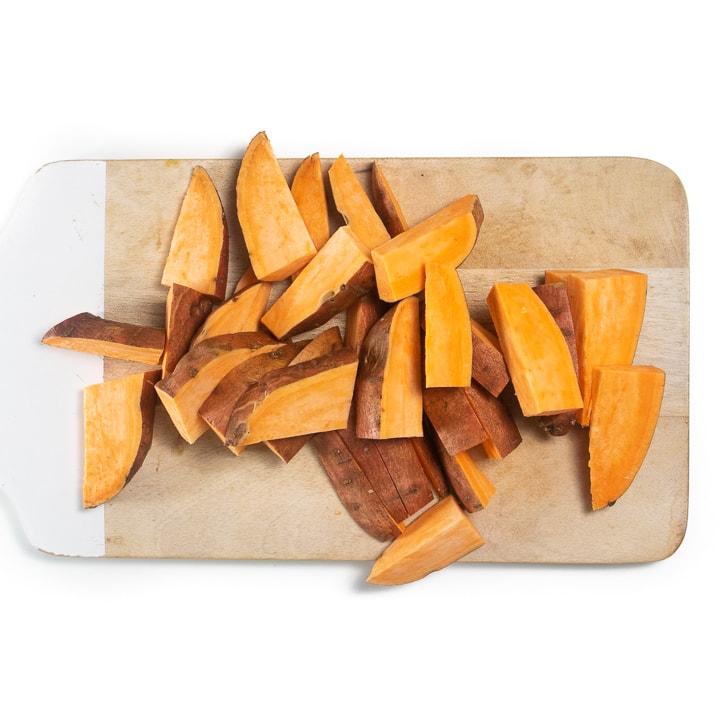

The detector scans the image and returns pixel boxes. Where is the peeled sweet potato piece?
[424,263,473,387]
[83,369,160,508]
[42,312,165,366]
[162,283,215,377]
[371,194,484,302]
[224,347,359,453]
[261,226,375,340]
[155,332,283,444]
[328,155,391,251]
[161,166,229,300]
[366,495,485,586]
[291,152,331,251]
[545,268,648,426]
[371,161,409,237]
[236,131,317,281]
[588,365,665,510]
[312,430,404,542]
[354,297,424,439]
[191,280,272,346]
[487,282,583,417]
[470,320,510,397]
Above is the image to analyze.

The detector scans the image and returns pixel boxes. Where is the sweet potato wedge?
[366,495,485,586]
[372,438,436,517]
[487,282,583,417]
[261,226,375,340]
[155,332,283,444]
[312,430,404,542]
[291,152,331,251]
[532,281,579,435]
[424,263,473,387]
[371,161,409,237]
[464,382,522,459]
[545,268,648,426]
[470,320,510,397]
[191,280,272,346]
[344,290,388,352]
[588,365,665,510]
[371,194,484,302]
[161,166,229,300]
[42,312,165,366]
[429,430,496,513]
[354,297,424,439]
[236,131,317,281]
[198,342,306,446]
[224,347,359,453]
[263,326,345,462]
[328,155,391,251]
[423,386,489,457]
[83,369,160,508]
[162,283,215,377]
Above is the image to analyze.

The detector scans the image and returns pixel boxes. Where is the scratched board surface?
[101,156,688,562]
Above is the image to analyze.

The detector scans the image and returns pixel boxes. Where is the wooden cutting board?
[1,156,689,563]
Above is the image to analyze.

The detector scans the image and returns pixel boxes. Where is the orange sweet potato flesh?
[354,297,424,439]
[224,347,359,453]
[155,332,283,444]
[545,268,648,426]
[263,326,344,462]
[487,282,583,417]
[291,152,331,251]
[42,312,165,366]
[429,427,496,513]
[328,155,391,251]
[531,281,579,435]
[261,226,375,340]
[191,280,272,346]
[198,342,306,446]
[83,369,160,508]
[371,161,409,237]
[236,132,317,281]
[371,194,484,302]
[161,166,229,300]
[588,365,665,510]
[366,495,485,586]
[424,263,473,387]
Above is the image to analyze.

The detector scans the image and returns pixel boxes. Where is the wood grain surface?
[101,156,689,562]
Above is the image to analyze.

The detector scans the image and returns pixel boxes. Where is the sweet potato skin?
[42,312,166,365]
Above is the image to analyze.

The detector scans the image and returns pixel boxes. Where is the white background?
[1,2,716,718]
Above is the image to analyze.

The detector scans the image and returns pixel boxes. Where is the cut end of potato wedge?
[366,495,485,586]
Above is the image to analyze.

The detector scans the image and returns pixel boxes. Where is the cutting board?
[0,156,689,563]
